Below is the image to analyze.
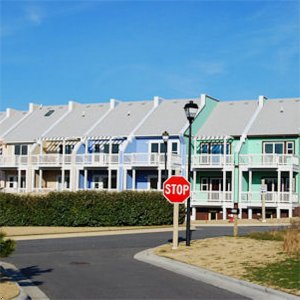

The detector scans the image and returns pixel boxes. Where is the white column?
[39,169,43,190]
[132,169,136,190]
[108,168,112,190]
[191,207,196,221]
[238,170,242,204]
[123,169,127,190]
[61,169,65,191]
[249,170,252,192]
[288,208,293,218]
[222,169,226,203]
[17,169,21,192]
[277,169,281,205]
[222,206,227,220]
[289,170,293,203]
[193,171,196,191]
[158,169,162,191]
[84,169,87,190]
[248,208,252,220]
[276,207,280,219]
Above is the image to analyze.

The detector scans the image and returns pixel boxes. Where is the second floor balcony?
[75,153,120,166]
[191,191,233,205]
[239,154,299,169]
[123,153,181,168]
[241,192,298,204]
[192,154,234,168]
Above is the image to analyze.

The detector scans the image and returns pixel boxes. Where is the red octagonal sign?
[163,175,191,204]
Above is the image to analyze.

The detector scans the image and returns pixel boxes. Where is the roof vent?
[82,111,86,117]
[44,110,55,117]
[280,106,284,113]
[127,111,131,116]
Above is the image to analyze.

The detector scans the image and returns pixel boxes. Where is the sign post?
[261,180,267,223]
[163,176,191,250]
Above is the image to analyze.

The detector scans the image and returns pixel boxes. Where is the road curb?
[134,248,299,300]
[0,261,49,300]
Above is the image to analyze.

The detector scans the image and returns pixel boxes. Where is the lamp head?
[184,100,198,122]
[162,131,169,143]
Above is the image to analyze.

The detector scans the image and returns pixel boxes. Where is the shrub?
[0,191,186,226]
[283,219,300,255]
[0,232,15,258]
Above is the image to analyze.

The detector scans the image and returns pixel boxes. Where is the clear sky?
[1,0,299,111]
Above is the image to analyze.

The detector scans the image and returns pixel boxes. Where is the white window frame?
[286,142,294,154]
[7,175,17,189]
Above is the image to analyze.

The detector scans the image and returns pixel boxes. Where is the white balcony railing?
[192,154,234,168]
[0,155,29,167]
[239,154,299,168]
[31,154,72,166]
[191,191,233,204]
[75,153,120,166]
[123,153,181,167]
[241,192,298,204]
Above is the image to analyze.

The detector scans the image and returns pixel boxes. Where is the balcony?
[191,191,233,205]
[75,153,120,166]
[192,154,234,168]
[0,155,29,167]
[239,154,299,169]
[30,154,72,166]
[241,192,298,204]
[123,153,181,168]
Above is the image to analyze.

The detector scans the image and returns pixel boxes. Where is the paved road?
[4,226,276,299]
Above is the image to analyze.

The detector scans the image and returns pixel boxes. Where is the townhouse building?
[0,94,299,220]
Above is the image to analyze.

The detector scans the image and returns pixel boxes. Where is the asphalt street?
[4,226,277,299]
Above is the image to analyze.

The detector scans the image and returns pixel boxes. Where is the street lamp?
[184,100,199,246]
[162,131,169,184]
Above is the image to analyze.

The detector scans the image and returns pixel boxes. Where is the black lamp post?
[184,100,199,246]
[162,131,169,184]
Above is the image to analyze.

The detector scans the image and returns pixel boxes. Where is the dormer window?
[44,110,55,117]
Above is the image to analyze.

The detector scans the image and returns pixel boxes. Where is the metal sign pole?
[261,179,266,223]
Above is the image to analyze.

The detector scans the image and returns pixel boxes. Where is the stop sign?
[163,175,191,204]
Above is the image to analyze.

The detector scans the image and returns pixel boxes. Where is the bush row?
[0,191,186,226]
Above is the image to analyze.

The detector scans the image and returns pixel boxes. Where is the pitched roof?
[3,105,68,143]
[135,98,197,136]
[196,100,258,137]
[0,109,28,138]
[87,101,154,137]
[0,112,6,123]
[248,98,300,136]
[44,102,111,139]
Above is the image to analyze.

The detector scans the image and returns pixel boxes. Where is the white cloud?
[26,6,43,25]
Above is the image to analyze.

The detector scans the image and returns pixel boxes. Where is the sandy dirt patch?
[0,274,19,300]
[156,237,286,278]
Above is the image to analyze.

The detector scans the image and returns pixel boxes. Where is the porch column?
[17,169,21,192]
[289,170,293,203]
[222,206,227,220]
[158,169,162,190]
[238,170,242,203]
[191,207,196,221]
[276,207,280,219]
[61,169,65,191]
[108,169,112,190]
[193,171,196,191]
[222,169,226,203]
[248,208,252,220]
[277,170,281,204]
[132,169,136,190]
[288,208,293,218]
[84,169,87,190]
[39,169,43,190]
[123,169,127,190]
[249,170,252,192]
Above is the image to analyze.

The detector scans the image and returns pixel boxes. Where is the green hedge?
[0,191,186,226]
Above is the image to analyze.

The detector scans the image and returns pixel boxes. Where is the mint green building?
[189,96,300,221]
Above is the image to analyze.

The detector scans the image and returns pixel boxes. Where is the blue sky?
[1,0,299,111]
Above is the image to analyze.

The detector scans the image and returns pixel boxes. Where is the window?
[14,144,28,155]
[200,143,209,154]
[172,142,178,154]
[200,178,208,191]
[103,144,109,154]
[151,143,159,153]
[112,144,119,154]
[65,145,73,154]
[199,142,230,154]
[286,142,294,154]
[94,144,101,153]
[160,143,167,153]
